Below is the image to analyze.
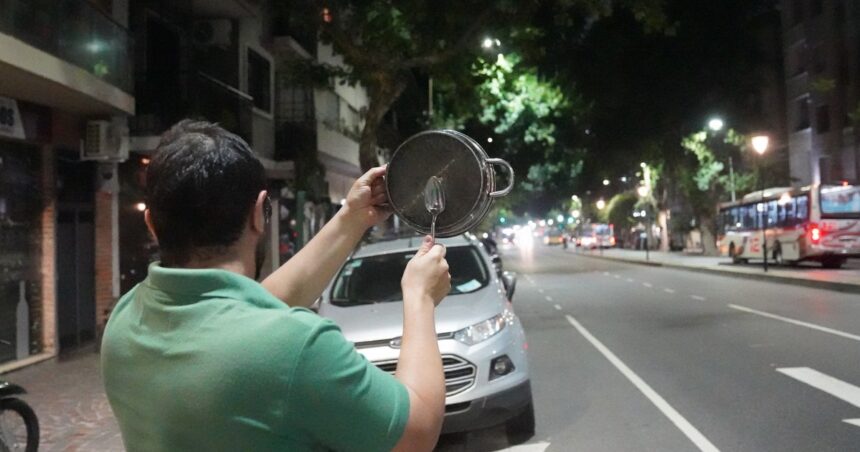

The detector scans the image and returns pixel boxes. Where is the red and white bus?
[717,184,860,268]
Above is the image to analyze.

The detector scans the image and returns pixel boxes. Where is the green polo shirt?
[101,263,409,452]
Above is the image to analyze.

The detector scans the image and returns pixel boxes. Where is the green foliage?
[811,77,836,94]
[603,192,638,228]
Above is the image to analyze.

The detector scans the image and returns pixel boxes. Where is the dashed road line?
[613,275,621,279]
[545,296,554,302]
[691,295,706,301]
[729,304,860,343]
[626,278,634,283]
[565,314,719,452]
[603,272,610,276]
[643,282,653,288]
[554,304,562,311]
[664,288,676,294]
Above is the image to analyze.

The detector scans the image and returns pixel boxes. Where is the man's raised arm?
[262,166,391,307]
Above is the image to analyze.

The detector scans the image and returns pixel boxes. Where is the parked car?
[318,235,534,441]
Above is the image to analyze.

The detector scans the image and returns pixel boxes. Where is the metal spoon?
[424,176,445,242]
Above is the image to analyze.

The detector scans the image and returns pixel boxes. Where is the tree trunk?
[658,209,670,252]
[359,75,408,172]
[699,217,719,256]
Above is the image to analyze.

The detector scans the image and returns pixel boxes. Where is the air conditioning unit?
[81,119,129,162]
[193,19,233,49]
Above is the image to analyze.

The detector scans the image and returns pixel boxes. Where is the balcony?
[0,0,133,114]
[130,72,253,147]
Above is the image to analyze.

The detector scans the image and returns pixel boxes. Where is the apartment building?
[781,0,860,185]
[0,0,134,370]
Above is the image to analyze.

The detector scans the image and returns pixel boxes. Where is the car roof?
[352,234,479,259]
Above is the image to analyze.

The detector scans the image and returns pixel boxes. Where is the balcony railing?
[130,72,253,145]
[0,0,133,93]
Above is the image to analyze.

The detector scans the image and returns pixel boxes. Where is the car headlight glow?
[453,308,515,346]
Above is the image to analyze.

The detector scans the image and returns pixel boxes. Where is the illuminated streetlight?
[640,162,647,168]
[637,185,649,198]
[548,219,555,226]
[487,137,493,143]
[596,199,606,210]
[135,202,146,212]
[751,135,769,155]
[602,179,610,186]
[556,214,564,222]
[482,37,494,49]
[708,117,724,132]
[571,209,581,218]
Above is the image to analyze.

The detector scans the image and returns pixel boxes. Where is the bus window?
[743,204,757,230]
[783,198,796,227]
[767,200,778,227]
[796,195,809,221]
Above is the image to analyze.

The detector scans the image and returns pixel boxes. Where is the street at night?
[439,244,860,451]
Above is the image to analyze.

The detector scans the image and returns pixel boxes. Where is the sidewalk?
[569,247,860,294]
[3,349,123,452]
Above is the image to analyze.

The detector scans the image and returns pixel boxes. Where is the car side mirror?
[501,271,517,301]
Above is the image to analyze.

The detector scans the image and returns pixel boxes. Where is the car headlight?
[453,308,515,346]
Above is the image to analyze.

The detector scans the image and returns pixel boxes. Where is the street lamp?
[751,134,770,272]
[602,179,610,186]
[596,199,606,210]
[708,117,724,132]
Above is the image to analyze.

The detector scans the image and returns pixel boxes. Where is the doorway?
[55,156,96,351]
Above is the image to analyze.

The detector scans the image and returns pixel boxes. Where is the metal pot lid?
[386,130,487,237]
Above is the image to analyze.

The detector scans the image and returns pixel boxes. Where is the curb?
[574,252,860,295]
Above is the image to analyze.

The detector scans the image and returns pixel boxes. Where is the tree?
[282,1,669,172]
[678,128,757,254]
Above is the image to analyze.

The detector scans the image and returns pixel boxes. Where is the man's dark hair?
[146,120,266,265]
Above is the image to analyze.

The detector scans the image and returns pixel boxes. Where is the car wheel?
[505,402,535,445]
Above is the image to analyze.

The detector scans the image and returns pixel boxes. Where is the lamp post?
[637,185,651,262]
[752,135,770,272]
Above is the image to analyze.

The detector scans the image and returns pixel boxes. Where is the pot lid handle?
[487,158,515,198]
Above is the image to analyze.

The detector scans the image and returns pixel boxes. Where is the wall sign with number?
[0,96,26,140]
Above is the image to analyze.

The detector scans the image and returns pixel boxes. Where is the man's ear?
[251,190,268,234]
[144,209,159,244]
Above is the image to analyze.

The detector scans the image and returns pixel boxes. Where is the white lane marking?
[844,419,860,428]
[498,441,551,452]
[554,304,562,311]
[538,288,545,294]
[729,304,860,343]
[565,314,719,452]
[664,288,676,294]
[626,278,634,283]
[777,367,860,409]
[603,272,610,276]
[545,296,554,302]
[613,274,621,279]
[691,295,706,301]
[643,282,653,288]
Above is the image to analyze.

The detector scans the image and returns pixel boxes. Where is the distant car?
[318,235,534,440]
[543,230,564,246]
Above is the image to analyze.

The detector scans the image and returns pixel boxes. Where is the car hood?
[320,285,506,344]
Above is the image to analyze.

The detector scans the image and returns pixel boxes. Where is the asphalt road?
[437,243,860,451]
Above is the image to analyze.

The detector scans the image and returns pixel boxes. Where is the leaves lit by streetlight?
[637,185,650,198]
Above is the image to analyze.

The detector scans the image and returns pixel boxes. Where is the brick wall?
[39,145,56,356]
[94,189,116,332]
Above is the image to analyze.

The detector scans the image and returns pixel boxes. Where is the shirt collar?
[144,262,283,308]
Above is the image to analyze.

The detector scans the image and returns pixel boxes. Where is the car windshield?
[331,246,489,306]
[820,185,860,218]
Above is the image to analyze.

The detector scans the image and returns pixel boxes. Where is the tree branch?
[399,8,496,69]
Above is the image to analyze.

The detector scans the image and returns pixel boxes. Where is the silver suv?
[318,235,534,440]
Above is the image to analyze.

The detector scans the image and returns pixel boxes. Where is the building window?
[791,0,804,25]
[795,98,810,131]
[247,48,272,113]
[816,105,830,133]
